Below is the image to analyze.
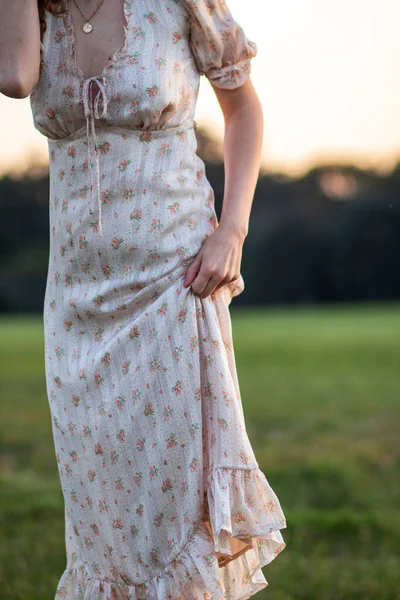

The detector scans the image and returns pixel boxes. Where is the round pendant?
[83,22,93,34]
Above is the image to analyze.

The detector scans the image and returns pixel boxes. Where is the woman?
[0,0,287,597]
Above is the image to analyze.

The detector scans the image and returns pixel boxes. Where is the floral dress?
[29,1,287,598]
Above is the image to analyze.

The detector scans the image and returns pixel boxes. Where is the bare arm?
[183,77,263,298]
[0,0,41,98]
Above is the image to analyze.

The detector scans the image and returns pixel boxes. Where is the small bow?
[82,76,108,236]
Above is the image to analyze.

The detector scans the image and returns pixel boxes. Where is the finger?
[195,271,225,298]
[190,266,217,296]
[184,252,202,287]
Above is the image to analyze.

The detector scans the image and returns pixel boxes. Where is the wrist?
[218,219,248,241]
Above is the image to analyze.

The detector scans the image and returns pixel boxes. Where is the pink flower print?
[177,245,190,258]
[46,107,57,120]
[101,189,113,204]
[126,52,139,66]
[136,503,144,517]
[129,208,142,222]
[79,185,89,199]
[149,356,161,372]
[64,274,72,287]
[90,523,100,536]
[115,395,126,410]
[203,354,214,369]
[92,294,104,307]
[173,62,181,74]
[159,144,171,157]
[64,463,72,477]
[116,429,126,442]
[61,199,68,213]
[58,169,65,181]
[153,512,164,528]
[94,373,104,388]
[87,470,96,482]
[111,237,124,250]
[79,235,88,249]
[115,478,125,491]
[122,360,131,375]
[167,201,180,215]
[147,328,157,343]
[145,85,158,98]
[79,368,87,381]
[154,57,166,69]
[161,478,173,493]
[70,489,78,502]
[150,218,162,232]
[69,450,78,463]
[168,538,178,553]
[67,422,77,435]
[81,159,89,172]
[176,130,187,142]
[181,481,188,496]
[144,11,157,24]
[129,99,140,116]
[98,401,106,416]
[123,188,135,201]
[101,352,111,366]
[71,395,80,407]
[149,547,160,562]
[110,449,119,464]
[149,465,159,479]
[217,417,229,432]
[188,423,200,439]
[144,402,154,417]
[234,511,247,524]
[178,309,187,324]
[130,524,139,538]
[54,30,66,43]
[131,26,145,39]
[117,160,131,172]
[84,537,94,549]
[147,247,160,261]
[172,346,183,362]
[176,175,188,186]
[139,131,152,144]
[98,499,109,513]
[81,262,90,274]
[94,442,103,456]
[166,433,177,449]
[133,472,143,487]
[156,302,168,317]
[56,61,67,75]
[63,84,75,98]
[94,328,104,343]
[163,405,173,420]
[172,32,182,44]
[189,457,198,472]
[223,390,233,406]
[83,424,92,438]
[64,320,73,332]
[132,388,141,404]
[129,325,140,340]
[101,264,113,279]
[136,438,146,451]
[122,265,134,279]
[171,380,183,396]
[97,141,110,154]
[67,145,76,159]
[54,346,65,359]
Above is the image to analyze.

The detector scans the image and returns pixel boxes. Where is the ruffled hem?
[55,466,287,600]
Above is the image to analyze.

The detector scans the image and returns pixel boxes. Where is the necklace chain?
[70,0,106,32]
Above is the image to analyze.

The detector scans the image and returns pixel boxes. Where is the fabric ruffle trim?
[55,466,287,600]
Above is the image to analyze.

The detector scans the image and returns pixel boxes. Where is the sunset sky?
[0,0,399,177]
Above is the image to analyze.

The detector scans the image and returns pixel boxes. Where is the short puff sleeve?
[184,0,258,89]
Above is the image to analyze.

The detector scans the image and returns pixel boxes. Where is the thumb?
[184,251,203,287]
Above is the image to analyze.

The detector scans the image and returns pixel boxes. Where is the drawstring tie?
[82,76,108,236]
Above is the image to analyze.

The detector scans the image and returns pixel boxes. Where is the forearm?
[0,0,41,97]
[219,93,264,239]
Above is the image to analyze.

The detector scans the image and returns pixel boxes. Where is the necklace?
[70,0,106,33]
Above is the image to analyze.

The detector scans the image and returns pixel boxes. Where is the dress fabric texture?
[30,1,287,598]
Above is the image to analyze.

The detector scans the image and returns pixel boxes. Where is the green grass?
[1,305,400,600]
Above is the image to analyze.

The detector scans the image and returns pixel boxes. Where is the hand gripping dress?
[29,1,287,598]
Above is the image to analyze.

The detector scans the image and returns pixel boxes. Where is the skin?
[0,0,264,299]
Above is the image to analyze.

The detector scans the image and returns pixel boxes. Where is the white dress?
[30,1,287,598]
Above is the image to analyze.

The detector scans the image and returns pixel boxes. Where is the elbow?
[0,67,39,99]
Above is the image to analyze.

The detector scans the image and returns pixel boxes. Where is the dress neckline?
[62,0,131,83]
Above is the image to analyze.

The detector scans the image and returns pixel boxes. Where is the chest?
[30,0,199,139]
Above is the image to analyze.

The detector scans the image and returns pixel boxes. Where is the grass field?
[1,304,399,600]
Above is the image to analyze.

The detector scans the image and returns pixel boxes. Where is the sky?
[0,0,399,177]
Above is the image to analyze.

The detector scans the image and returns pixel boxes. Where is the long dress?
[29,1,287,598]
